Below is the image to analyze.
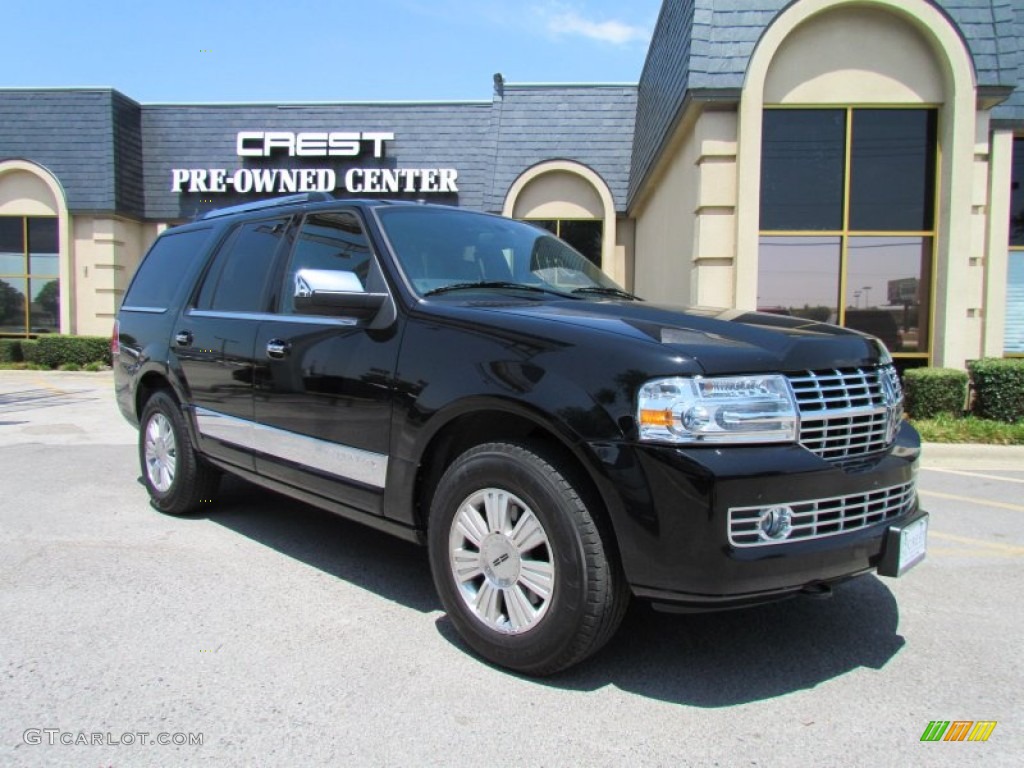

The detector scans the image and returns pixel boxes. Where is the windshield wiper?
[423,281,572,298]
[570,286,641,301]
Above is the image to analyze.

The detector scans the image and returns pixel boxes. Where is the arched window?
[736,0,977,368]
[503,161,621,284]
[0,161,68,336]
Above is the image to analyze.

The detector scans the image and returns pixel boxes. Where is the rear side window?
[196,218,290,312]
[123,228,213,310]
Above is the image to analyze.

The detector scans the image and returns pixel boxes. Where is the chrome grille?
[788,365,902,461]
[729,481,916,547]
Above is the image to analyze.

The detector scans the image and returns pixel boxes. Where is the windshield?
[374,206,626,297]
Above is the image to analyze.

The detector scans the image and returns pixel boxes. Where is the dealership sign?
[171,131,458,194]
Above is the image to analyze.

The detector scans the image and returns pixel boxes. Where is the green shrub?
[968,358,1024,423]
[19,339,39,364]
[83,361,105,372]
[33,335,112,369]
[903,367,968,419]
[0,339,22,363]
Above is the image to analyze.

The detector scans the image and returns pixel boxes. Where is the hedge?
[0,335,110,368]
[0,338,21,363]
[968,358,1024,423]
[33,336,112,369]
[20,340,39,364]
[903,367,968,419]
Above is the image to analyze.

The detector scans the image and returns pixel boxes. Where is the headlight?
[637,375,798,444]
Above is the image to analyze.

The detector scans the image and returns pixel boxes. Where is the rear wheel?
[139,391,219,515]
[428,441,628,675]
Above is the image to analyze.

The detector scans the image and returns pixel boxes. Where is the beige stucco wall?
[511,170,604,220]
[615,216,635,292]
[982,129,1013,357]
[763,6,945,104]
[72,216,152,336]
[633,108,739,307]
[0,170,59,217]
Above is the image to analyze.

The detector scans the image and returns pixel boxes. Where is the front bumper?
[594,421,924,610]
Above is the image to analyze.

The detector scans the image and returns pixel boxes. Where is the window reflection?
[30,278,60,333]
[0,216,60,336]
[757,236,840,321]
[0,277,28,334]
[845,237,931,353]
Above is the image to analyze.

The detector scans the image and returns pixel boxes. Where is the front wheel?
[428,442,628,675]
[138,391,219,516]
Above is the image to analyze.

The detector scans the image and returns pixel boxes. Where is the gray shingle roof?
[0,89,127,213]
[485,84,637,213]
[631,0,1024,206]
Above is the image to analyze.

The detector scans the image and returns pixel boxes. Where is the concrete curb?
[921,442,1023,470]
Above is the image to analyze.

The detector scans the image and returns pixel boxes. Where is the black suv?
[114,193,928,675]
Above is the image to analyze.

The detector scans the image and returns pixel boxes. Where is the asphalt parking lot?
[0,370,1021,767]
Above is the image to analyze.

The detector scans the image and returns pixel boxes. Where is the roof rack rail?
[202,192,334,220]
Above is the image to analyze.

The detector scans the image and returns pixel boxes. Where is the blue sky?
[3,0,661,103]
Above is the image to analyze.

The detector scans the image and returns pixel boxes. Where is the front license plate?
[897,517,928,575]
[877,513,928,578]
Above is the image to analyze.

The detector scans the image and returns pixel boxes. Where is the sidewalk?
[921,441,1023,470]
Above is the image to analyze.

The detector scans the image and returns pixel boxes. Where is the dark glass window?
[1010,138,1024,247]
[0,277,27,334]
[124,228,214,310]
[524,219,602,267]
[0,216,60,335]
[849,110,936,231]
[845,236,932,353]
[0,218,24,274]
[760,109,845,231]
[558,220,603,267]
[757,236,840,321]
[759,108,937,359]
[281,212,375,314]
[198,218,289,312]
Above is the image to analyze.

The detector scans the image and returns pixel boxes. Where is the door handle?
[174,330,193,347]
[266,339,290,359]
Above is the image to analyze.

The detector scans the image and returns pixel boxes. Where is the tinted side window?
[123,229,214,309]
[281,212,378,313]
[198,218,290,312]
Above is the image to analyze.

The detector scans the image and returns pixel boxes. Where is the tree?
[0,279,25,328]
[36,280,59,319]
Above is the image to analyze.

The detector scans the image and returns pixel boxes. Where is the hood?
[448,298,890,375]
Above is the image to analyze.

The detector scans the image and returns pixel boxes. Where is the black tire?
[427,441,628,675]
[138,390,219,516]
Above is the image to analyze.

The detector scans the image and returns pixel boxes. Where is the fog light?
[757,506,794,541]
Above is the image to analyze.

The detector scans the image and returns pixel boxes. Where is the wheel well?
[413,411,613,544]
[135,372,175,418]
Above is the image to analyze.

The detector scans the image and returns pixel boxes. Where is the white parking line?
[922,467,1024,485]
[919,489,1024,513]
